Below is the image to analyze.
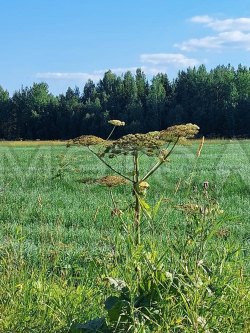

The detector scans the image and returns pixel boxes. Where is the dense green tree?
[146,74,167,130]
[0,65,250,139]
[27,83,57,139]
[0,86,10,138]
[234,65,250,136]
[121,71,143,133]
[83,80,97,103]
[135,68,148,108]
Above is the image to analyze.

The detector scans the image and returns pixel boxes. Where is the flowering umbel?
[138,181,150,195]
[69,135,106,146]
[108,120,125,127]
[70,124,199,151]
[103,133,165,157]
[160,124,200,141]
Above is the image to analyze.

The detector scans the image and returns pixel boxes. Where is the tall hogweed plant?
[68,120,199,245]
[68,122,249,332]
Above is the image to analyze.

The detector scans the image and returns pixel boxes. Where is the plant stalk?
[141,138,179,182]
[88,146,133,183]
[133,151,141,245]
[106,125,116,141]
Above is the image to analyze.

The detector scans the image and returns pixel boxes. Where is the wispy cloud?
[95,67,142,76]
[176,31,250,51]
[140,53,200,67]
[36,67,140,81]
[190,16,250,32]
[36,54,201,83]
[93,66,175,76]
[176,15,250,51]
[36,72,103,81]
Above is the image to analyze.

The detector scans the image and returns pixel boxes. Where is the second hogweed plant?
[68,121,200,245]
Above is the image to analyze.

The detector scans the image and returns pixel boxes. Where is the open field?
[0,140,249,332]
[0,140,67,147]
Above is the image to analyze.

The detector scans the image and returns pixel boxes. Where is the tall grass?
[0,140,249,331]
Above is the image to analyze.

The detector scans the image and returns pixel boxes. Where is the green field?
[0,140,249,332]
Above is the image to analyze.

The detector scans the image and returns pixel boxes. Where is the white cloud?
[36,54,201,83]
[190,15,213,24]
[176,31,250,51]
[175,36,221,51]
[36,72,103,81]
[36,67,143,81]
[176,15,250,51]
[94,67,139,75]
[190,15,250,32]
[140,53,200,67]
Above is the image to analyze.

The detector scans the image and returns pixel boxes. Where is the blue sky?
[1,0,250,95]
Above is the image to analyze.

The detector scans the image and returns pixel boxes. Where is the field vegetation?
[0,138,249,332]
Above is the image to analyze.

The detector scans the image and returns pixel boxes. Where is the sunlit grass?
[0,140,249,332]
[0,140,66,147]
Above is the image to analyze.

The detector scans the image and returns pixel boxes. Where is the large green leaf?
[72,317,109,333]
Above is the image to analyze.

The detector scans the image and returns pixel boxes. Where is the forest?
[0,64,250,140]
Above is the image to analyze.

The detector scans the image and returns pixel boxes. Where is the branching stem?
[88,146,133,183]
[106,126,116,141]
[140,137,179,182]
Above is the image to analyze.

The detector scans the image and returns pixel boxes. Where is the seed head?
[97,175,128,187]
[70,135,105,146]
[108,120,125,127]
[139,181,150,189]
[160,123,200,141]
[104,133,165,156]
[137,181,150,195]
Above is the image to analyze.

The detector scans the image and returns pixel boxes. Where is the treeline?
[0,64,250,140]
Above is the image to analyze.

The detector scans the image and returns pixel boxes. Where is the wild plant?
[72,187,249,332]
[68,121,199,245]
[68,123,249,332]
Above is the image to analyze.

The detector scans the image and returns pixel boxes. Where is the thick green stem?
[133,151,141,245]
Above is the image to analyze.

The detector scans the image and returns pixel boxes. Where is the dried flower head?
[70,135,105,146]
[137,181,150,196]
[108,120,125,127]
[104,133,165,156]
[147,131,161,138]
[139,181,150,189]
[96,175,128,187]
[160,123,200,141]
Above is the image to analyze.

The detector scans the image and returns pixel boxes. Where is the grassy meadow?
[0,139,249,332]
